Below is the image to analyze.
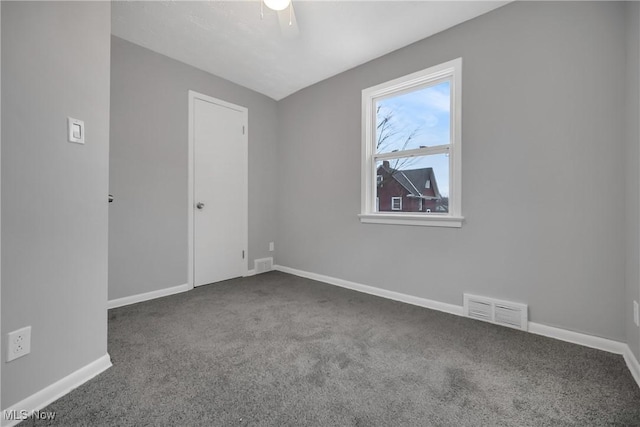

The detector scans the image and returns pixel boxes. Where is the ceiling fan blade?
[277,3,299,39]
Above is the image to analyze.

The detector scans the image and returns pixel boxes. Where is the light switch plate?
[68,117,85,144]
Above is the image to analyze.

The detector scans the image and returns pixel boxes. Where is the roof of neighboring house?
[378,163,442,199]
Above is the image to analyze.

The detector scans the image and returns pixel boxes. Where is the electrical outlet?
[7,326,31,362]
[634,301,639,327]
[269,242,274,252]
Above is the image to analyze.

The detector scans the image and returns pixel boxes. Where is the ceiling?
[112,1,509,101]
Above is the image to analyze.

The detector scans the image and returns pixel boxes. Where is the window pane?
[375,154,449,213]
[375,80,451,154]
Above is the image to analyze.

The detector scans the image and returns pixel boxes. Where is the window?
[359,58,463,227]
[391,197,402,211]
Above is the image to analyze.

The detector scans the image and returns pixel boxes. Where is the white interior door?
[190,92,248,287]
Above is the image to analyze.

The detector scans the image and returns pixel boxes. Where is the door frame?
[187,90,249,289]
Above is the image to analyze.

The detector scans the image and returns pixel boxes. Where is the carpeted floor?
[22,271,640,426]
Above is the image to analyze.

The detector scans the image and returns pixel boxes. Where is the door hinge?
[242,250,245,259]
[242,125,245,135]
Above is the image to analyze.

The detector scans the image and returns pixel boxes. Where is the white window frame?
[391,197,402,211]
[359,58,464,228]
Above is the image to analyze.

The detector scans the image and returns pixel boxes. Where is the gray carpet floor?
[22,271,640,426]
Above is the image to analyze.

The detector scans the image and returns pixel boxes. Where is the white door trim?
[187,90,249,289]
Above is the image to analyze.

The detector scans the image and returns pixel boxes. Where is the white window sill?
[358,213,464,228]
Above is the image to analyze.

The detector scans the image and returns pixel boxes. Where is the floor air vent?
[463,294,528,331]
[254,257,273,274]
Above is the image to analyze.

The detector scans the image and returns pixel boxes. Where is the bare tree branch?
[375,107,421,173]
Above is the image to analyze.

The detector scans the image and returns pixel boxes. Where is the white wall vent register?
[254,257,273,274]
[463,294,528,331]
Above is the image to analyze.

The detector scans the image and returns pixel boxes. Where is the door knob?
[196,202,205,210]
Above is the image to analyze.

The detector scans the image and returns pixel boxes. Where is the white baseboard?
[108,283,190,309]
[245,269,256,277]
[624,346,640,388]
[274,265,463,316]
[1,354,112,427]
[528,322,626,354]
[274,264,640,390]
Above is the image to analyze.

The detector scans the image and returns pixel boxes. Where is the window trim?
[359,58,464,228]
[391,197,402,211]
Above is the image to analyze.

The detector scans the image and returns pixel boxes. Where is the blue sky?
[376,81,451,196]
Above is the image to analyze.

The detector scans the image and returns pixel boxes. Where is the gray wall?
[1,1,111,407]
[277,1,627,340]
[625,0,640,360]
[109,36,278,300]
[1,0,3,410]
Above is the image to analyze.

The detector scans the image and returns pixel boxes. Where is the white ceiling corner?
[111,1,509,100]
